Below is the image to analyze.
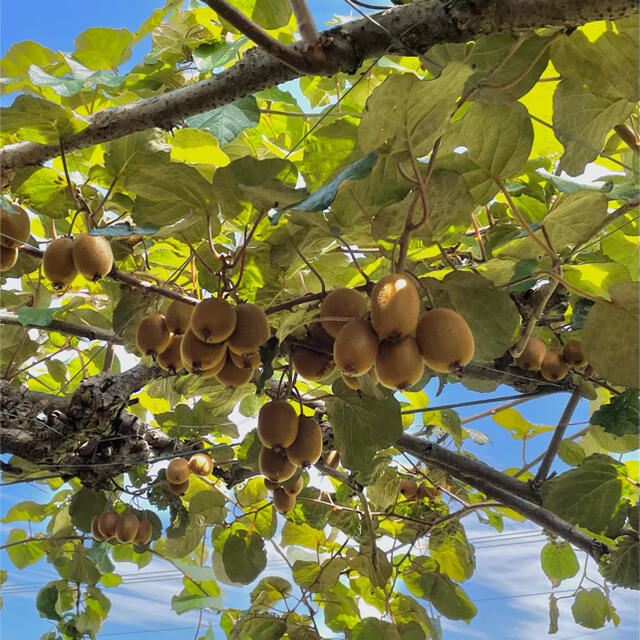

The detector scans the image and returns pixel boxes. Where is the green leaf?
[186,96,259,145]
[235,477,268,507]
[0,40,58,94]
[281,520,325,549]
[250,576,291,608]
[2,500,54,523]
[599,536,639,589]
[429,521,475,582]
[12,167,75,217]
[321,584,361,632]
[541,453,630,536]
[36,584,60,621]
[69,488,106,533]
[192,38,247,73]
[171,593,222,615]
[164,524,205,559]
[590,389,639,437]
[492,407,552,439]
[557,440,586,467]
[170,128,229,166]
[104,129,170,176]
[73,27,133,70]
[27,65,83,97]
[68,548,100,586]
[540,542,579,585]
[352,618,402,640]
[570,588,617,629]
[222,529,267,584]
[403,556,438,600]
[571,298,594,331]
[233,615,287,640]
[430,574,477,622]
[5,529,45,568]
[188,490,228,526]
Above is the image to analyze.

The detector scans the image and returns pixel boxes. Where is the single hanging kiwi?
[165,299,194,335]
[229,350,261,369]
[376,336,424,390]
[333,318,379,376]
[320,288,367,338]
[399,479,418,499]
[308,315,334,345]
[180,327,227,373]
[291,345,335,381]
[196,352,228,377]
[540,351,568,382]
[158,335,183,373]
[166,458,190,484]
[190,297,237,344]
[416,308,474,372]
[562,340,587,367]
[168,478,190,495]
[136,314,171,357]
[282,475,304,496]
[285,416,323,466]
[189,453,213,476]
[371,273,420,341]
[259,445,296,482]
[0,245,18,271]
[116,513,140,544]
[133,518,152,545]
[43,237,78,288]
[91,515,108,542]
[97,511,119,539]
[257,399,299,449]
[515,336,547,371]
[0,203,30,248]
[227,303,270,355]
[72,234,113,281]
[215,354,254,387]
[264,478,280,491]
[272,487,296,513]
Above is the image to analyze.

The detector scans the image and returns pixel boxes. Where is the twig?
[290,0,320,48]
[291,238,325,294]
[335,234,371,284]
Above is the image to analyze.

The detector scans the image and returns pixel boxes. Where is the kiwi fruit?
[157,335,183,373]
[333,318,379,376]
[399,479,418,499]
[291,346,335,381]
[133,518,152,545]
[196,354,227,378]
[0,245,18,271]
[285,416,323,466]
[180,327,227,373]
[562,340,587,367]
[136,314,171,357]
[417,484,441,501]
[283,475,304,496]
[168,479,190,496]
[324,450,340,469]
[91,515,108,541]
[371,273,420,341]
[416,483,429,500]
[308,315,334,345]
[165,299,194,335]
[416,308,475,372]
[264,478,280,491]
[97,511,119,539]
[72,234,113,281]
[259,446,296,482]
[272,487,296,513]
[215,354,254,387]
[166,458,190,484]
[376,337,424,390]
[189,453,213,476]
[43,237,78,288]
[257,400,299,449]
[229,350,261,369]
[320,288,367,338]
[227,303,270,355]
[515,336,547,372]
[540,351,569,382]
[191,297,237,344]
[115,513,139,544]
[0,203,30,248]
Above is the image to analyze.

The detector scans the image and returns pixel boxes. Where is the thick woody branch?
[1,0,635,173]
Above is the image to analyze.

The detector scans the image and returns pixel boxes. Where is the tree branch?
[1,0,635,174]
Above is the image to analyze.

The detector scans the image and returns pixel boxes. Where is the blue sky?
[1,2,638,639]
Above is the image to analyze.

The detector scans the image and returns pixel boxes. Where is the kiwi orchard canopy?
[0,1,638,638]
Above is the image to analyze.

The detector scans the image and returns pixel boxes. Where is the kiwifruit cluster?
[42,233,114,288]
[399,479,441,501]
[257,400,323,487]
[91,510,153,545]
[0,203,30,272]
[299,276,475,391]
[515,336,588,382]
[263,475,304,514]
[165,453,214,495]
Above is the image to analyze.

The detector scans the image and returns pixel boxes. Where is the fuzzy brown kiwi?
[333,318,379,376]
[72,234,113,281]
[416,308,474,372]
[371,273,420,341]
[320,288,367,338]
[399,479,418,499]
[324,451,340,469]
[264,478,280,491]
[164,299,193,335]
[215,354,255,387]
[166,458,190,484]
[376,337,424,390]
[189,453,213,476]
[168,479,190,496]
[133,518,152,545]
[97,511,119,539]
[0,203,30,248]
[291,346,335,381]
[540,351,569,382]
[0,245,18,271]
[562,340,587,367]
[272,487,296,513]
[515,336,547,372]
[190,297,236,344]
[136,314,171,357]
[91,515,108,541]
[180,327,227,373]
[157,335,184,373]
[259,446,297,482]
[196,353,227,378]
[285,416,323,466]
[43,237,78,288]
[283,475,304,496]
[416,484,429,500]
[308,315,334,345]
[227,303,270,355]
[257,400,299,449]
[229,350,261,369]
[115,513,139,544]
